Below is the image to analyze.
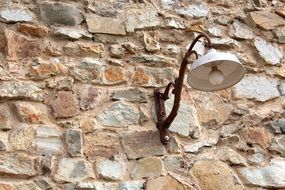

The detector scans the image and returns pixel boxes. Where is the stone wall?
[0,0,284,189]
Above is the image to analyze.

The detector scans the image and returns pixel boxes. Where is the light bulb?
[208,67,224,85]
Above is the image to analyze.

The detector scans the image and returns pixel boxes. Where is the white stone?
[207,25,226,37]
[279,82,285,95]
[97,159,124,181]
[234,75,280,102]
[164,19,186,29]
[211,38,239,48]
[184,133,219,153]
[230,21,254,39]
[77,182,118,190]
[55,27,92,39]
[176,4,209,18]
[119,180,145,190]
[0,8,33,22]
[254,38,283,65]
[163,44,181,55]
[35,126,61,138]
[161,0,175,10]
[239,158,285,188]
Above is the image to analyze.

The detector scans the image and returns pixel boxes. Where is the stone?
[77,84,99,110]
[279,82,285,95]
[110,44,128,58]
[55,27,92,40]
[248,152,267,165]
[0,183,14,190]
[0,153,38,178]
[39,2,83,26]
[50,91,79,119]
[183,133,219,153]
[162,44,181,55]
[126,5,160,32]
[131,54,175,67]
[132,67,175,87]
[66,129,82,157]
[18,23,49,38]
[207,25,226,37]
[220,122,244,138]
[268,136,285,156]
[84,131,120,159]
[112,88,147,103]
[267,119,285,134]
[241,127,270,148]
[234,75,280,102]
[64,42,104,57]
[191,160,243,190]
[86,14,126,35]
[33,177,53,190]
[276,8,285,18]
[214,15,232,26]
[122,131,166,159]
[119,180,144,190]
[0,104,15,130]
[9,125,35,151]
[211,38,238,49]
[176,4,208,18]
[54,158,94,183]
[146,175,188,190]
[96,159,124,181]
[254,38,283,65]
[46,76,74,91]
[163,155,184,173]
[239,158,285,188]
[217,147,247,166]
[12,102,47,124]
[4,29,41,60]
[275,27,285,43]
[76,182,119,190]
[41,155,55,174]
[0,8,33,23]
[32,126,63,155]
[230,20,254,40]
[163,18,186,29]
[79,117,98,133]
[141,32,160,52]
[130,157,166,179]
[14,181,40,190]
[97,102,139,127]
[247,11,285,31]
[103,66,126,85]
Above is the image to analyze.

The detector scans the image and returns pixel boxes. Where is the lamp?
[154,33,245,144]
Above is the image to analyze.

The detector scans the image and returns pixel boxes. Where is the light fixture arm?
[154,33,212,144]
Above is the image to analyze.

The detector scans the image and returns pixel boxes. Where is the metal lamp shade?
[187,49,245,91]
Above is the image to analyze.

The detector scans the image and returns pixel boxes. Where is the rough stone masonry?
[0,0,284,189]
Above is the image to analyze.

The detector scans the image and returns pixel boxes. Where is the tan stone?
[18,23,49,38]
[84,131,120,159]
[9,125,35,151]
[0,183,15,190]
[146,175,190,190]
[64,42,104,57]
[103,67,126,84]
[132,68,150,86]
[79,118,99,133]
[276,8,285,18]
[241,127,270,148]
[191,160,243,190]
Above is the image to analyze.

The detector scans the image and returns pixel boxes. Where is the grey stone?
[119,180,145,190]
[207,25,226,37]
[176,4,209,18]
[41,155,55,174]
[66,129,82,157]
[163,18,186,29]
[217,147,247,166]
[112,88,147,103]
[39,2,83,26]
[214,15,232,26]
[0,8,33,23]
[131,54,175,67]
[234,75,280,102]
[230,21,254,40]
[126,5,160,32]
[254,38,283,65]
[96,159,124,181]
[239,158,285,188]
[46,76,74,91]
[161,0,175,10]
[220,122,244,137]
[279,82,285,96]
[0,153,38,177]
[211,38,239,49]
[34,177,53,190]
[77,84,99,111]
[267,119,285,134]
[54,158,94,182]
[86,14,126,35]
[183,133,219,153]
[76,182,118,190]
[122,131,166,159]
[0,81,45,101]
[97,102,139,127]
[163,44,181,55]
[268,136,285,156]
[141,33,160,53]
[55,27,92,39]
[0,140,5,150]
[275,27,285,43]
[163,155,184,172]
[248,152,267,165]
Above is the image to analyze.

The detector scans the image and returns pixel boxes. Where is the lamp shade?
[187,49,245,91]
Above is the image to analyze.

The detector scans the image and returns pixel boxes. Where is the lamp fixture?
[154,33,245,144]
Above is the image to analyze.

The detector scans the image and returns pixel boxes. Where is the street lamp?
[154,33,245,144]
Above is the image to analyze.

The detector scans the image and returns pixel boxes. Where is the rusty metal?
[154,33,212,144]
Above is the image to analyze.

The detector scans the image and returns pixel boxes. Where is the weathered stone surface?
[50,91,79,119]
[14,181,41,190]
[0,104,15,130]
[268,136,285,156]
[230,20,254,40]
[162,44,181,55]
[0,153,38,178]
[275,27,285,43]
[163,18,186,29]
[0,183,14,190]
[254,38,283,65]
[4,29,42,60]
[119,180,144,190]
[207,25,226,37]
[0,8,33,23]
[176,4,209,18]
[110,44,128,58]
[33,177,53,190]
[239,158,285,188]
[76,182,118,190]
[64,42,104,57]
[77,84,98,110]
[132,67,175,87]
[103,66,126,85]
[220,122,244,138]
[217,147,246,166]
[279,82,285,95]
[241,127,270,148]
[130,157,166,179]
[234,75,280,102]
[146,175,188,190]
[9,125,35,151]
[66,129,82,157]
[131,54,175,67]
[45,76,74,91]
[191,160,243,190]
[18,23,49,38]
[126,5,160,32]
[96,159,124,181]
[247,11,285,31]
[39,2,83,26]
[97,102,139,127]
[211,38,238,49]
[86,14,126,35]
[79,117,98,133]
[54,158,94,182]
[112,88,147,103]
[267,119,285,134]
[141,32,160,52]
[84,131,120,159]
[122,131,166,159]
[163,155,184,173]
[55,27,92,40]
[32,126,63,155]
